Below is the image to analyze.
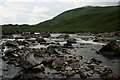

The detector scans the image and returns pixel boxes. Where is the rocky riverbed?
[0,32,120,80]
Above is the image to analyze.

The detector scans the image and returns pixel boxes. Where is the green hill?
[2,6,120,34]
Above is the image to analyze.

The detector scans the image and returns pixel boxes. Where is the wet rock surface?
[98,40,120,58]
[1,32,120,79]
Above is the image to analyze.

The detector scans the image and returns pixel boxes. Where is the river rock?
[33,48,45,57]
[64,55,82,63]
[33,64,45,72]
[65,67,72,71]
[79,72,87,79]
[115,31,120,37]
[45,45,61,55]
[87,64,96,70]
[91,58,102,64]
[15,36,24,39]
[52,59,66,69]
[5,41,19,47]
[20,53,39,69]
[98,40,120,58]
[67,38,77,44]
[4,48,20,59]
[64,55,75,62]
[60,66,76,77]
[17,40,29,45]
[101,73,120,80]
[36,38,46,44]
[42,54,56,64]
[41,32,51,38]
[57,34,70,39]
[60,70,75,77]
[69,62,81,70]
[63,43,73,48]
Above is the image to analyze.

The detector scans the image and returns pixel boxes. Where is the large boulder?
[98,40,120,58]
[20,53,40,69]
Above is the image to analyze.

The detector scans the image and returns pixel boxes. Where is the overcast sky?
[0,0,119,25]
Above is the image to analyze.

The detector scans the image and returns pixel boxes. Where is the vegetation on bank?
[2,6,120,34]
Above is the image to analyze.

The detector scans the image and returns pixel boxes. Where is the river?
[0,33,120,79]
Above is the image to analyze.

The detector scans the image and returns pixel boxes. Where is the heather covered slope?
[2,6,120,34]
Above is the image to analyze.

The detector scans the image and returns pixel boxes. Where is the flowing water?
[0,33,120,79]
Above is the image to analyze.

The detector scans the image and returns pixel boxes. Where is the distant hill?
[2,6,120,34]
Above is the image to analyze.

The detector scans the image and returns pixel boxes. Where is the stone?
[12,53,19,57]
[5,41,19,47]
[80,72,87,79]
[91,58,102,64]
[42,55,56,64]
[67,38,77,44]
[60,70,75,77]
[65,67,72,71]
[64,55,74,62]
[45,45,61,55]
[63,43,73,48]
[33,64,45,71]
[52,59,65,69]
[36,38,46,44]
[67,71,75,77]
[87,64,95,70]
[41,32,51,38]
[101,73,120,80]
[57,34,70,39]
[69,62,80,70]
[93,39,99,42]
[99,40,120,58]
[20,53,39,69]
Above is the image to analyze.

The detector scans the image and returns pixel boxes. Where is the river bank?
[1,32,120,79]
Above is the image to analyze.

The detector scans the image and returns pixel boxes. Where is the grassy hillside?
[2,6,120,34]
